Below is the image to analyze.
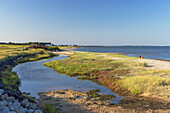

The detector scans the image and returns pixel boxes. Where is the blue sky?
[0,0,170,45]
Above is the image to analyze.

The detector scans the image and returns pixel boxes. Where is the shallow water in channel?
[13,55,123,104]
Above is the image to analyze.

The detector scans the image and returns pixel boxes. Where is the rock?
[1,93,8,100]
[0,106,10,113]
[29,103,33,107]
[25,103,30,108]
[21,100,27,107]
[27,109,34,113]
[16,106,27,113]
[6,97,15,102]
[24,99,29,102]
[27,98,31,102]
[0,100,8,106]
[0,101,6,107]
[9,106,15,111]
[7,111,17,113]
[7,102,13,106]
[31,104,37,110]
[12,101,20,110]
[14,100,19,104]
[34,110,43,113]
[0,89,4,95]
[34,100,39,104]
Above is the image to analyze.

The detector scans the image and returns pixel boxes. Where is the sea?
[73,46,170,60]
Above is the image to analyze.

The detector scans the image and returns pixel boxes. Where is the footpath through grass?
[44,52,170,98]
[0,45,55,91]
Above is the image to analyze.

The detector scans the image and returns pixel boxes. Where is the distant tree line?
[27,45,60,51]
[0,42,53,45]
[0,42,91,47]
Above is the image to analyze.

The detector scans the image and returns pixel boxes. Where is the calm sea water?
[74,46,170,60]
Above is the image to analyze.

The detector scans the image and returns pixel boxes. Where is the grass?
[117,76,170,96]
[1,70,21,86]
[43,103,60,113]
[0,45,55,91]
[44,52,126,76]
[58,46,79,50]
[44,52,170,98]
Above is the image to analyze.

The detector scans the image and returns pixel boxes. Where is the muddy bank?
[39,89,170,113]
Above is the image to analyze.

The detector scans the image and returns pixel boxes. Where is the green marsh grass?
[0,45,55,90]
[117,76,170,96]
[43,103,60,113]
[44,52,170,97]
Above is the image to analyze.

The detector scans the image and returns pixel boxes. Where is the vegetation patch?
[55,91,65,94]
[43,103,60,113]
[44,52,132,95]
[44,52,170,98]
[0,45,55,91]
[85,89,115,101]
[99,95,115,101]
[117,76,170,96]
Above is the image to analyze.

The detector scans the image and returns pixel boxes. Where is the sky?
[0,0,170,46]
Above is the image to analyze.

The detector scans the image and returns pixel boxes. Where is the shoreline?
[1,47,170,112]
[54,50,170,70]
[44,51,170,112]
[38,89,170,113]
[0,48,56,113]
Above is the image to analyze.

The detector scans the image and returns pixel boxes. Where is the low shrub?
[43,103,60,113]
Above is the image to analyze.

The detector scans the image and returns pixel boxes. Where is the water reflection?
[13,55,123,104]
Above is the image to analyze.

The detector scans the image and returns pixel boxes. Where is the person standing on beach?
[140,54,143,58]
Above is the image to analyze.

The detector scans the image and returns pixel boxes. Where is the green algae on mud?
[44,52,170,98]
[85,89,116,101]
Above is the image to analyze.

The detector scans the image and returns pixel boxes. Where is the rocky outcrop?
[0,54,33,72]
[0,55,36,102]
[0,54,45,113]
[0,88,42,113]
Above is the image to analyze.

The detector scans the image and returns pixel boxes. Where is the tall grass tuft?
[43,103,60,113]
[117,76,170,96]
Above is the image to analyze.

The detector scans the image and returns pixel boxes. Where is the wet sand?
[38,89,170,113]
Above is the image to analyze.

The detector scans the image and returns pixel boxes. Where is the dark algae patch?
[86,89,116,101]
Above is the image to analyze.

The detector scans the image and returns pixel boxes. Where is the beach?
[42,50,170,112]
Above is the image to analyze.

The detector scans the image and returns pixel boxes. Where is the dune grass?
[44,52,170,98]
